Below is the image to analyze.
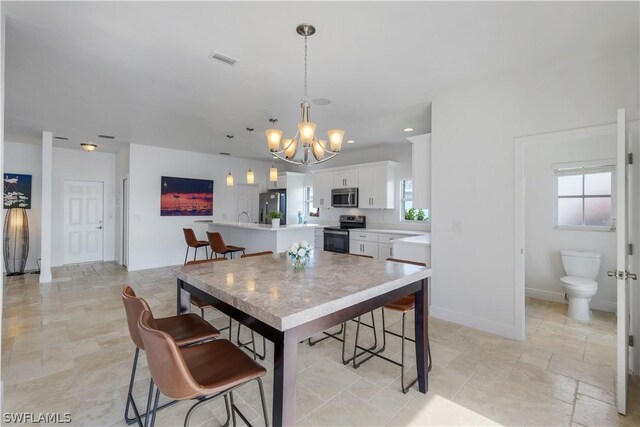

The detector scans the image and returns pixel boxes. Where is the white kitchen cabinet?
[314,228,324,249]
[349,239,378,259]
[312,172,333,208]
[268,172,288,190]
[378,243,394,260]
[407,133,431,210]
[333,170,358,189]
[359,163,395,209]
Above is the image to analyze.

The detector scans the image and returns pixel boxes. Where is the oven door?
[323,229,349,253]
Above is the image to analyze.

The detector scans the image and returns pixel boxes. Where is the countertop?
[392,234,431,246]
[175,251,431,330]
[196,220,323,232]
[361,228,426,236]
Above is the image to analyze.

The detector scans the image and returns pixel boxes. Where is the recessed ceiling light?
[209,51,238,66]
[403,128,414,132]
[312,98,331,106]
[347,140,355,144]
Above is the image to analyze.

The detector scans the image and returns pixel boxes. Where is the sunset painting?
[160,176,213,216]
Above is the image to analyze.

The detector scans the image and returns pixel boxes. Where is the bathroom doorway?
[515,115,640,414]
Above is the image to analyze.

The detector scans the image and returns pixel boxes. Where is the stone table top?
[174,251,432,331]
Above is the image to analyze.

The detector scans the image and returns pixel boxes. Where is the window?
[304,186,319,218]
[401,180,429,222]
[554,166,615,230]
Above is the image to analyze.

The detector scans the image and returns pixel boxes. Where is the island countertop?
[194,220,323,232]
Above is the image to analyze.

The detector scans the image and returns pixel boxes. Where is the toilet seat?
[560,276,598,291]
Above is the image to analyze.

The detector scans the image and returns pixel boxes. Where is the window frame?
[400,179,429,223]
[303,186,318,218]
[553,165,616,232]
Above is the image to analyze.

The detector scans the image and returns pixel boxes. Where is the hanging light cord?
[303,34,309,102]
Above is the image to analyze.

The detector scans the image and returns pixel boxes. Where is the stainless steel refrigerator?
[259,190,287,225]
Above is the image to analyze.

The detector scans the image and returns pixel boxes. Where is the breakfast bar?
[174,251,431,426]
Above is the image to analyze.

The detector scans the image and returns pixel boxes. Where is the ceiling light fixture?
[81,142,97,152]
[225,136,234,186]
[246,128,255,184]
[403,128,414,132]
[265,24,345,167]
[347,140,355,144]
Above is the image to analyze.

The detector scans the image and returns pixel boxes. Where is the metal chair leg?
[308,323,345,346]
[236,323,267,360]
[124,348,143,427]
[143,379,155,427]
[149,385,161,427]
[193,247,198,261]
[184,247,190,266]
[257,378,270,427]
[200,307,205,319]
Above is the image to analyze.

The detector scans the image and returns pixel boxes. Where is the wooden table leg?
[272,328,298,426]
[414,277,429,393]
[176,279,191,315]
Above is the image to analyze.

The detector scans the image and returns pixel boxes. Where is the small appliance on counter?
[259,190,287,225]
[331,187,359,208]
[324,215,366,253]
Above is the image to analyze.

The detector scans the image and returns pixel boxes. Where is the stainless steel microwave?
[331,188,358,208]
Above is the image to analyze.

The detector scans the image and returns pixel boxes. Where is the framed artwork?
[4,173,32,209]
[161,176,213,216]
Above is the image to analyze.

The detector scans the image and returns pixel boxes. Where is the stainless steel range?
[323,215,366,253]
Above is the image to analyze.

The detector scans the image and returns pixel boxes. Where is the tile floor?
[2,262,640,426]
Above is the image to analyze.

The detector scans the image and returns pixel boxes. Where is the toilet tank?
[560,250,602,279]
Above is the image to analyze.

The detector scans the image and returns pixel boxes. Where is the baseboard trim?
[525,287,616,313]
[429,305,522,341]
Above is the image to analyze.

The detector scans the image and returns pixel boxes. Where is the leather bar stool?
[183,228,209,265]
[185,257,232,338]
[207,231,245,259]
[227,251,275,360]
[138,310,269,427]
[350,258,432,394]
[121,286,220,426]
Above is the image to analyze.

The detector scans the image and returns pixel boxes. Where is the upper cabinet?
[312,172,333,208]
[359,164,395,209]
[312,161,397,209]
[407,133,431,209]
[333,170,358,188]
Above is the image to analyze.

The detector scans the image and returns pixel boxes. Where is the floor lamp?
[4,207,29,276]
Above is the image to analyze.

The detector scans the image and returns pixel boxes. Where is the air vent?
[219,152,231,156]
[54,136,69,140]
[209,51,238,66]
[98,134,115,139]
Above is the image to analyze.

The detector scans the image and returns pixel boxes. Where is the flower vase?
[292,256,309,270]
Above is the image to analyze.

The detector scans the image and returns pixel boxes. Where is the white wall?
[297,143,430,231]
[524,129,617,312]
[431,48,639,339]
[127,144,275,270]
[51,147,116,266]
[3,141,42,271]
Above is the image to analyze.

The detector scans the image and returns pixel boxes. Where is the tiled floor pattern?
[2,262,640,426]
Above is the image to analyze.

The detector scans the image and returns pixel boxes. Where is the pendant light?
[246,128,255,184]
[270,155,278,182]
[225,135,234,186]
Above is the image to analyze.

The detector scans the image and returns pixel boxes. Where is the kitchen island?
[196,220,322,254]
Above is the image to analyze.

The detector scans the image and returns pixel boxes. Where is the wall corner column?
[39,131,53,283]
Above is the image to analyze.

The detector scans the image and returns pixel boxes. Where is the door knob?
[607,270,618,278]
[97,226,103,230]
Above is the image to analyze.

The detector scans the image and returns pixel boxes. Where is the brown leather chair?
[185,257,227,318]
[183,228,210,265]
[121,286,220,426]
[138,310,269,427]
[207,231,245,259]
[350,258,432,394]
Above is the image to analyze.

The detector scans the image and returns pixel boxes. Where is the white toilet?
[560,250,601,321]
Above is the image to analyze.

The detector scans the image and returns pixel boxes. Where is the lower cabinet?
[378,243,394,260]
[349,239,379,259]
[314,229,324,249]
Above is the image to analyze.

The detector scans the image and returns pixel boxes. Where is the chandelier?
[265,24,345,166]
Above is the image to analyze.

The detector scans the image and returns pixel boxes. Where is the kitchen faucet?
[238,211,251,223]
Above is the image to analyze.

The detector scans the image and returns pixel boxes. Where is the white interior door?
[613,108,637,415]
[235,184,259,223]
[63,180,104,264]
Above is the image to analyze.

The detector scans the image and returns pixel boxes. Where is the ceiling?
[3,1,638,158]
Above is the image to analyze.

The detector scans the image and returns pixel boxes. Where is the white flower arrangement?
[287,240,313,268]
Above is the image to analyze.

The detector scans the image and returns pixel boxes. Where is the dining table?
[174,250,432,426]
